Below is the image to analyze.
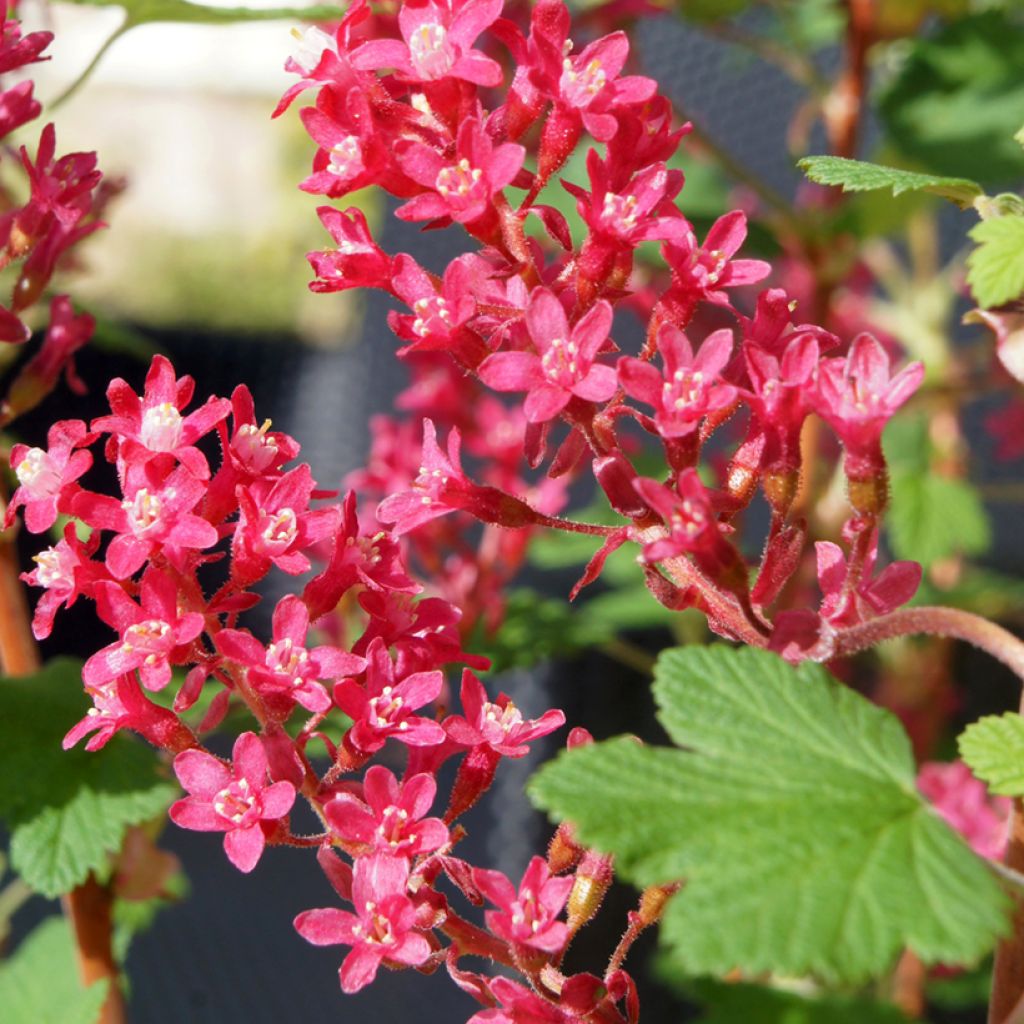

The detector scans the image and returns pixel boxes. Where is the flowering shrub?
[3,3,1024,1023]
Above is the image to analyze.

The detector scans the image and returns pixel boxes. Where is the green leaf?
[65,0,341,27]
[959,714,1024,796]
[797,156,982,207]
[887,471,991,567]
[967,215,1024,308]
[0,660,178,898]
[0,917,108,1024]
[530,645,1010,982]
[877,12,1024,186]
[681,978,912,1023]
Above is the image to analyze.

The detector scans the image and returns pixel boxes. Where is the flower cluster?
[0,14,109,426]
[14,351,654,1018]
[288,0,925,670]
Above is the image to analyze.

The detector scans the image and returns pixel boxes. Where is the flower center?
[213,777,258,826]
[140,402,183,452]
[483,699,524,737]
[233,419,279,474]
[16,447,61,499]
[435,158,485,211]
[266,637,310,683]
[327,136,364,181]
[408,22,454,79]
[369,685,407,729]
[560,57,607,107]
[289,24,337,74]
[123,489,162,535]
[377,804,411,849]
[540,336,581,387]
[121,619,173,663]
[32,546,73,589]
[601,192,639,233]
[662,369,704,412]
[259,507,298,551]
[671,499,707,538]
[411,295,452,338]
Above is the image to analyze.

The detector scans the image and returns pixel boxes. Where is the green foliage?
[673,0,752,22]
[474,588,614,674]
[878,11,1024,186]
[0,916,108,1024]
[887,471,991,568]
[682,978,912,1023]
[967,215,1024,308]
[959,714,1024,796]
[67,0,341,27]
[0,660,178,898]
[530,645,1010,982]
[797,156,982,207]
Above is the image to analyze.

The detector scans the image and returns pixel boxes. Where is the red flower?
[815,333,924,478]
[307,206,394,292]
[444,670,565,757]
[815,536,921,628]
[6,418,92,533]
[217,595,365,715]
[92,354,230,480]
[395,116,525,226]
[387,254,478,357]
[352,0,503,86]
[83,568,205,692]
[170,732,296,873]
[231,463,338,584]
[479,288,617,422]
[468,977,573,1023]
[21,522,106,640]
[294,852,431,993]
[74,464,219,579]
[473,856,572,953]
[325,765,449,858]
[617,325,736,438]
[334,637,446,753]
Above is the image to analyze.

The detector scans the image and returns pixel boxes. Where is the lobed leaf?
[967,215,1024,308]
[959,714,1024,796]
[797,155,982,207]
[530,645,1010,982]
[0,659,178,898]
[887,471,991,568]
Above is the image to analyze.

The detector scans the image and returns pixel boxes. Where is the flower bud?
[567,850,614,932]
[548,821,584,873]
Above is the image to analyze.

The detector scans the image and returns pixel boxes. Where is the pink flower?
[564,151,686,248]
[92,354,231,479]
[479,288,617,422]
[473,856,572,953]
[303,492,416,620]
[617,325,736,438]
[170,732,296,873]
[815,536,921,628]
[63,672,187,753]
[21,522,106,639]
[352,0,503,86]
[917,760,1010,861]
[325,765,449,858]
[1,295,95,422]
[217,595,365,715]
[395,116,525,226]
[83,568,205,692]
[468,977,572,1023]
[662,211,770,321]
[73,464,219,579]
[231,463,338,585]
[334,637,446,753]
[387,254,479,358]
[815,333,924,478]
[294,852,431,993]
[6,418,92,533]
[444,670,565,757]
[307,206,394,293]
